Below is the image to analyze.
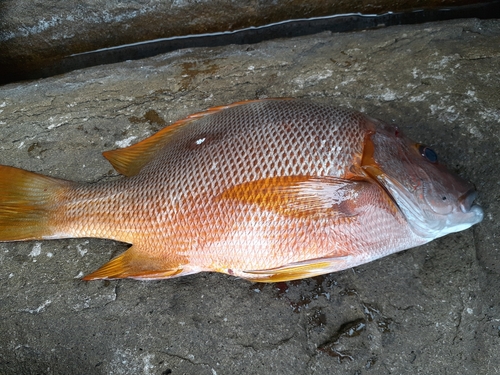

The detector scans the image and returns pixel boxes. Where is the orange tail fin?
[0,165,72,241]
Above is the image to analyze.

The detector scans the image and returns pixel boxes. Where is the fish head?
[361,117,483,240]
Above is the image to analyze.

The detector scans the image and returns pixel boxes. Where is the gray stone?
[0,18,499,375]
[0,0,488,82]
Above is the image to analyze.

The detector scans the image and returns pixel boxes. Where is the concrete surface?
[0,0,490,82]
[0,18,499,375]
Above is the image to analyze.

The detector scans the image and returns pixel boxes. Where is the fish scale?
[0,99,483,282]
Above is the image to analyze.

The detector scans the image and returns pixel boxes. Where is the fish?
[0,99,483,282]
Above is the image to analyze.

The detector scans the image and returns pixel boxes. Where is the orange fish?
[0,99,483,282]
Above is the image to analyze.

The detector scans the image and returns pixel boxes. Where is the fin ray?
[218,176,369,219]
[242,256,352,282]
[103,117,195,176]
[0,165,71,241]
[82,245,183,280]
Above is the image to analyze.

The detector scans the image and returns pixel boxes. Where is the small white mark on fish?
[9,273,14,278]
[195,137,206,145]
[46,252,53,258]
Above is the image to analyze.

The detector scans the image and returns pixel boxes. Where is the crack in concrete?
[237,333,296,351]
[452,304,464,345]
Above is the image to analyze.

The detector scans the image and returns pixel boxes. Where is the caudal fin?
[0,165,72,241]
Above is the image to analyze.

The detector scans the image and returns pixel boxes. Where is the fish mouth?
[458,188,484,224]
[458,188,477,213]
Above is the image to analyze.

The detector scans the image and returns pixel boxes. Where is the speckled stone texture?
[0,18,499,375]
[0,0,485,81]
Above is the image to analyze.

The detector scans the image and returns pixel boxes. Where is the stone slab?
[0,18,499,375]
[0,0,492,82]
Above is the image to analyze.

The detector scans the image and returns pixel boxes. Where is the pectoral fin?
[242,256,352,282]
[219,176,369,219]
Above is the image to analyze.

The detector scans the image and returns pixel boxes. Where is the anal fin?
[82,245,183,280]
[241,256,352,283]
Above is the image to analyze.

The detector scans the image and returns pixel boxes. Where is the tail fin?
[0,165,72,241]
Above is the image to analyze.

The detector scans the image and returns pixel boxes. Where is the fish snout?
[457,188,484,225]
[458,188,478,213]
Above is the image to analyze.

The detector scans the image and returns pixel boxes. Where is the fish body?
[0,99,483,281]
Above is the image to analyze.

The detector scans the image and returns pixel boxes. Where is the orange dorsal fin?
[103,99,279,176]
[218,176,369,219]
[82,245,183,280]
[103,117,195,176]
[242,256,352,282]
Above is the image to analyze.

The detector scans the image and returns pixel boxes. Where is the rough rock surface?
[0,0,487,82]
[0,18,499,375]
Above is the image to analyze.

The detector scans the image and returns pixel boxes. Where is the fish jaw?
[361,121,484,241]
[366,171,483,240]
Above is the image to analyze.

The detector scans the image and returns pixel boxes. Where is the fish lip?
[458,188,484,225]
[468,204,484,224]
[458,188,478,213]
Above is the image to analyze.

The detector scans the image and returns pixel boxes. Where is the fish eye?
[418,144,438,163]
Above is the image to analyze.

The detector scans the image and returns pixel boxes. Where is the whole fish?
[0,99,483,282]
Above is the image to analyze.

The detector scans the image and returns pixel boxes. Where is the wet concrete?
[0,18,499,375]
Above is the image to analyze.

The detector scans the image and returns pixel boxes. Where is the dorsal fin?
[103,116,195,176]
[103,99,276,176]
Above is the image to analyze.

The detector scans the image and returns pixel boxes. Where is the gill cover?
[361,119,483,240]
